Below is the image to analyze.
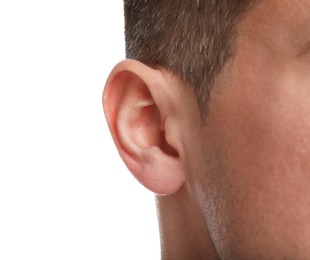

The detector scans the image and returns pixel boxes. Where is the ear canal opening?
[160,130,179,157]
[141,103,179,158]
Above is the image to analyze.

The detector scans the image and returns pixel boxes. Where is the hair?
[124,0,258,120]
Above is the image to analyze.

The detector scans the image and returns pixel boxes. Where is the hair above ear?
[103,60,186,195]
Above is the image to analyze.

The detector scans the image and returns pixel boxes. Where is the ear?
[102,60,186,195]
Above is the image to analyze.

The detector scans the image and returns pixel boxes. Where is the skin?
[183,0,310,258]
[104,0,310,259]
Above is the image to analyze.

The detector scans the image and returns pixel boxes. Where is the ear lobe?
[103,60,186,195]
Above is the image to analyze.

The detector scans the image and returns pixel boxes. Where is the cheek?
[200,67,310,257]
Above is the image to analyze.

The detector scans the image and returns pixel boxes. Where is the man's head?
[103,0,310,259]
[124,0,258,118]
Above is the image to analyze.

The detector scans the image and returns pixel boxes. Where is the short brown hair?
[124,0,257,119]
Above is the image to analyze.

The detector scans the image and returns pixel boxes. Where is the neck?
[156,185,220,260]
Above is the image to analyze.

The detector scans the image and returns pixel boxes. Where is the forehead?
[266,0,310,31]
[250,0,310,31]
[270,0,310,16]
[239,0,310,54]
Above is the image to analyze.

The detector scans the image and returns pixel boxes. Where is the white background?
[0,1,160,259]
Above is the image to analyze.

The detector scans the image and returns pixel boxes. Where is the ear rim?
[102,59,187,195]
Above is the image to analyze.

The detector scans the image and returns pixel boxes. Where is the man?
[103,0,310,259]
